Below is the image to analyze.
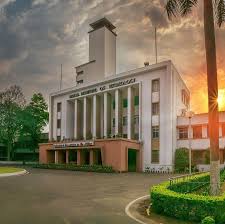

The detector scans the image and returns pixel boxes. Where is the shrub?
[33,163,115,173]
[150,171,225,224]
[174,148,189,172]
[201,216,215,224]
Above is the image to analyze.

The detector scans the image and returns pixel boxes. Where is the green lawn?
[0,167,24,174]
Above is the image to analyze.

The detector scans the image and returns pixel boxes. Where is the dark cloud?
[146,5,169,28]
[0,0,224,113]
[4,0,33,18]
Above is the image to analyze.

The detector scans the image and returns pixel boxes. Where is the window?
[152,79,159,92]
[57,102,61,112]
[123,116,127,126]
[134,95,139,106]
[112,100,115,109]
[134,115,139,126]
[57,136,61,142]
[152,103,159,115]
[77,80,83,84]
[112,118,115,128]
[77,70,84,76]
[123,99,128,108]
[178,127,188,139]
[181,89,190,107]
[152,126,159,139]
[193,126,202,139]
[151,150,159,163]
[57,119,61,129]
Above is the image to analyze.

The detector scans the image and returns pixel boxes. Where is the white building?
[177,112,225,167]
[40,18,225,172]
[40,18,195,172]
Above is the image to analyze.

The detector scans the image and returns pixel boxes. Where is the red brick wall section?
[39,143,53,164]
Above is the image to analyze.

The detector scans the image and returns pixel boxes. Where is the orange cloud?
[185,67,225,113]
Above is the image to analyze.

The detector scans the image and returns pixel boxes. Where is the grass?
[0,167,24,174]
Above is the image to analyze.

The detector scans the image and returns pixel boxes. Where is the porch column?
[74,99,78,139]
[93,95,97,138]
[83,97,87,140]
[90,150,94,165]
[115,89,122,136]
[55,151,59,164]
[127,86,134,139]
[77,150,81,165]
[66,150,69,164]
[104,92,111,138]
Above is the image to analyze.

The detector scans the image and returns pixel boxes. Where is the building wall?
[177,112,225,151]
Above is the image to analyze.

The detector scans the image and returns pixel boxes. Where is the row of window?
[57,102,62,141]
[112,115,139,127]
[112,96,139,109]
[181,89,190,107]
[178,124,225,139]
[151,79,160,164]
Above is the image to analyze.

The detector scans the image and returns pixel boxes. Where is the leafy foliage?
[201,216,215,224]
[215,0,225,27]
[174,148,189,172]
[165,0,225,26]
[19,93,48,151]
[33,163,115,173]
[0,85,26,160]
[150,171,225,223]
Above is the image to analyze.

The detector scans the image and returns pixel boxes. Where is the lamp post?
[186,110,195,174]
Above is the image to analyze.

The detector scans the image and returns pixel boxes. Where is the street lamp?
[185,110,195,174]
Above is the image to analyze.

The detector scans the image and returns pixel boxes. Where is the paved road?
[0,168,171,224]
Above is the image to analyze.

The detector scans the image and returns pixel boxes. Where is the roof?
[89,17,116,31]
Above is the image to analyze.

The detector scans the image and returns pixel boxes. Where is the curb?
[0,169,28,177]
[125,195,149,224]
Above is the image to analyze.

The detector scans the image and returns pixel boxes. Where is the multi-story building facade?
[177,112,225,168]
[39,18,198,172]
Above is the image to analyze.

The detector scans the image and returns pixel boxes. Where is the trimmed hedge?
[150,172,225,223]
[33,163,115,173]
[168,173,210,193]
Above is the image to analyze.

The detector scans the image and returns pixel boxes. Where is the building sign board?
[53,141,94,148]
[69,78,136,99]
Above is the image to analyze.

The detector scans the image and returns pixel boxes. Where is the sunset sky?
[0,0,224,113]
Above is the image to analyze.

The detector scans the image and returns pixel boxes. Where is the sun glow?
[217,89,225,111]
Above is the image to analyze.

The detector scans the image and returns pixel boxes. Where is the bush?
[202,216,215,224]
[33,163,115,173]
[150,171,225,223]
[174,148,189,172]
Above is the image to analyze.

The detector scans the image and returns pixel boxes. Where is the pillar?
[66,150,69,164]
[83,97,87,140]
[77,150,81,165]
[55,151,59,164]
[74,99,78,139]
[127,86,134,139]
[90,150,94,165]
[103,92,111,138]
[115,89,122,136]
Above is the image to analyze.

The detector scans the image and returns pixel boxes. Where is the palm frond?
[165,0,179,20]
[214,0,225,27]
[179,0,198,16]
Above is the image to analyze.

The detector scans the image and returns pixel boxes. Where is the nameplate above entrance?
[53,141,94,148]
[69,78,136,99]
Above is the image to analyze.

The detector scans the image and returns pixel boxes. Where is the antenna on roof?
[59,64,62,90]
[155,27,158,64]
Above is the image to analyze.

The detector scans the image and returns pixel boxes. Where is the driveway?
[0,168,171,224]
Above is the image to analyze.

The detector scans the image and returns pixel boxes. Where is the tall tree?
[165,0,225,195]
[20,93,48,151]
[0,85,26,160]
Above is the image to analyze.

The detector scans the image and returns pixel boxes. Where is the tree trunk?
[203,0,220,195]
[7,141,11,161]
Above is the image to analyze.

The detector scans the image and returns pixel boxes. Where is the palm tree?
[165,0,225,195]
